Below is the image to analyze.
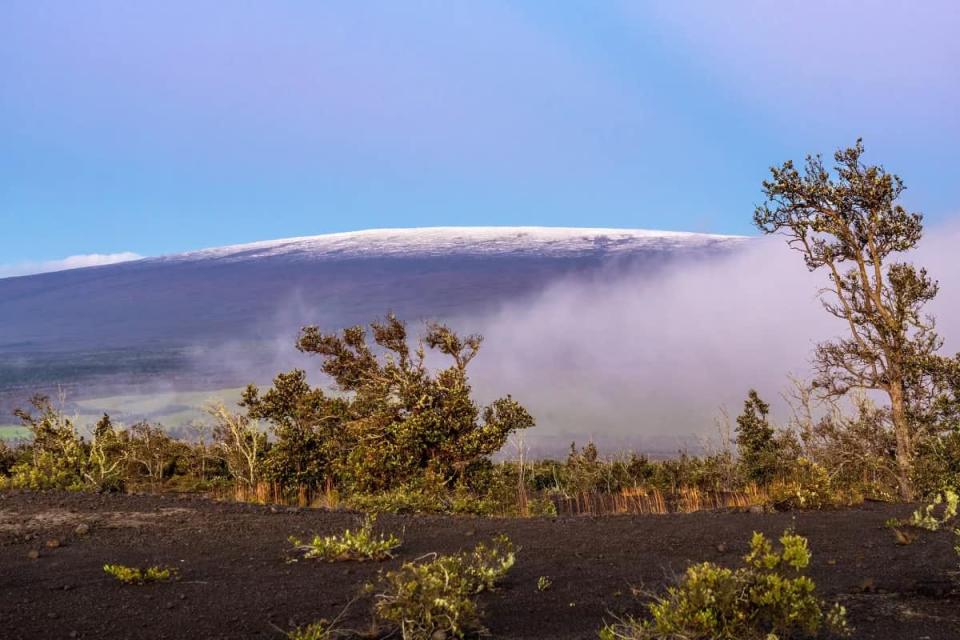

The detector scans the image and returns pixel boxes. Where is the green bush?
[371,535,516,639]
[767,458,842,510]
[600,530,848,640]
[736,390,780,484]
[7,395,88,490]
[295,316,535,494]
[289,515,401,562]
[103,563,177,584]
[907,488,958,531]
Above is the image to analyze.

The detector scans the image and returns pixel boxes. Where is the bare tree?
[209,404,265,488]
[755,140,955,498]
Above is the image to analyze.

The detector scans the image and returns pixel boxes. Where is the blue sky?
[2,1,958,267]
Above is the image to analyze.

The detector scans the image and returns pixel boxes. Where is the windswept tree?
[295,314,535,492]
[754,140,959,499]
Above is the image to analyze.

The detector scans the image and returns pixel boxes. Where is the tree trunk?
[888,380,915,501]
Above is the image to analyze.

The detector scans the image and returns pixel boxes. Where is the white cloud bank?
[462,223,960,454]
[0,252,142,279]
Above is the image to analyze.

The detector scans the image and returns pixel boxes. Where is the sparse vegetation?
[600,531,848,640]
[103,563,177,584]
[289,515,401,562]
[370,535,516,639]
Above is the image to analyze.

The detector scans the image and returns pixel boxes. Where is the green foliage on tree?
[735,390,778,484]
[244,314,535,498]
[241,370,345,490]
[6,395,88,490]
[755,140,960,499]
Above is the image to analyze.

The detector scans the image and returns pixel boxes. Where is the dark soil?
[1,491,959,639]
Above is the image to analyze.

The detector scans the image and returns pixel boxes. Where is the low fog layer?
[49,224,960,457]
[464,225,960,454]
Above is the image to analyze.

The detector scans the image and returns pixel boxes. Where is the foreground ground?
[1,492,958,639]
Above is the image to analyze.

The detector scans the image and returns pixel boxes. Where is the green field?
[0,425,29,440]
[1,388,247,440]
[73,388,247,431]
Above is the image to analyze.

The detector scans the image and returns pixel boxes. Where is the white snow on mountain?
[154,226,746,264]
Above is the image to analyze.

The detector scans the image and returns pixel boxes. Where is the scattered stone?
[75,523,90,536]
[46,538,61,549]
[27,549,39,560]
[858,577,877,593]
[715,542,728,553]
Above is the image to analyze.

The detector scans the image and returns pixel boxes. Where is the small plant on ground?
[287,621,352,640]
[286,599,359,640]
[289,515,401,562]
[600,530,848,640]
[537,576,552,592]
[908,489,958,531]
[103,563,177,584]
[370,534,516,639]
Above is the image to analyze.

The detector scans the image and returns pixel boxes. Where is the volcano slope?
[1,491,958,640]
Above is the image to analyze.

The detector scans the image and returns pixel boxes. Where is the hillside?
[0,227,744,402]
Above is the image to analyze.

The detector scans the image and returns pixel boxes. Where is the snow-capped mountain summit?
[155,226,743,264]
[0,226,746,400]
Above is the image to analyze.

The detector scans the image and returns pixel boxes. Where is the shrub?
[907,488,958,531]
[296,316,535,494]
[241,369,347,491]
[0,439,18,476]
[767,458,842,510]
[289,515,401,562]
[345,474,451,515]
[736,390,779,484]
[287,621,340,640]
[600,530,848,640]
[103,564,177,584]
[913,431,960,498]
[371,535,515,639]
[83,414,126,492]
[785,385,898,501]
[209,403,266,488]
[119,422,182,487]
[8,395,88,490]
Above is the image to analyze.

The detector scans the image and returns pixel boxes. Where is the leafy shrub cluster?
[289,515,401,562]
[0,397,224,493]
[287,535,516,640]
[600,531,848,640]
[370,535,516,639]
[228,316,536,507]
[890,488,960,533]
[103,563,177,585]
